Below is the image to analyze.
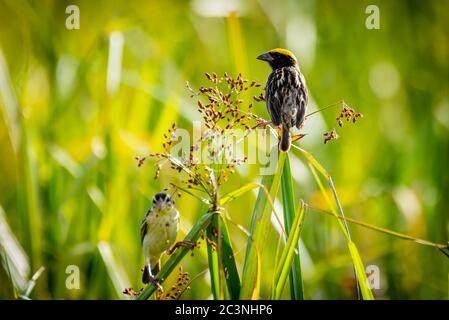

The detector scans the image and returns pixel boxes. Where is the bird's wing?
[295,94,307,129]
[295,73,308,129]
[266,73,282,126]
[140,209,150,245]
[140,220,147,245]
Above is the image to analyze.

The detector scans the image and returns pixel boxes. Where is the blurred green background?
[1,0,448,299]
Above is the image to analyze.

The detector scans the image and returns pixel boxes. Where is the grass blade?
[219,183,260,206]
[206,214,221,299]
[307,204,449,250]
[0,48,42,276]
[280,154,304,299]
[240,151,285,299]
[0,205,30,293]
[171,183,211,205]
[348,241,374,300]
[98,241,131,299]
[272,202,306,299]
[227,11,248,77]
[307,162,349,239]
[251,247,261,300]
[0,48,20,151]
[19,115,43,273]
[296,146,373,299]
[20,266,45,299]
[219,215,241,299]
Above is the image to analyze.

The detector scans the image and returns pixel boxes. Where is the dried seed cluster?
[324,128,339,144]
[253,92,265,102]
[204,225,224,252]
[162,123,178,152]
[322,101,363,145]
[123,287,143,297]
[336,102,363,127]
[189,73,263,131]
[187,239,203,257]
[137,72,266,200]
[155,268,190,300]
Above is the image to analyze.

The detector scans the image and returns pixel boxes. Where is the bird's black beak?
[257,52,273,62]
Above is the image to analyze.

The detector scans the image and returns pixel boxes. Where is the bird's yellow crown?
[269,48,297,61]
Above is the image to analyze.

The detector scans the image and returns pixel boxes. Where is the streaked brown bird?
[257,48,308,152]
[140,192,179,285]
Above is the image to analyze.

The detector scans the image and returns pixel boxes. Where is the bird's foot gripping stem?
[148,275,163,291]
[166,240,195,255]
[256,118,272,129]
[142,267,163,290]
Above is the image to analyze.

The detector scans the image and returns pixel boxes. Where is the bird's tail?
[142,260,160,284]
[279,125,291,152]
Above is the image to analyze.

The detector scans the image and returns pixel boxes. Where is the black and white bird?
[257,48,308,152]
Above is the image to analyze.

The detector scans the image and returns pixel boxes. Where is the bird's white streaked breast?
[143,207,179,258]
